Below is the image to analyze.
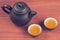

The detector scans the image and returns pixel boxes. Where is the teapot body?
[10,10,31,26]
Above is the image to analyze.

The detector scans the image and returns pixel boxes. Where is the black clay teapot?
[2,2,37,26]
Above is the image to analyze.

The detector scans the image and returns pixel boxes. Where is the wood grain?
[0,0,60,40]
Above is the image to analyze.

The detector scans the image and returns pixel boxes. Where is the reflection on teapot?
[1,2,37,26]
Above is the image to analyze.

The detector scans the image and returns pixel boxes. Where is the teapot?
[1,2,37,26]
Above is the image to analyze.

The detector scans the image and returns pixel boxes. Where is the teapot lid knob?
[13,2,30,14]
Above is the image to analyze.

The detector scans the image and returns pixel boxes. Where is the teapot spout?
[29,11,37,18]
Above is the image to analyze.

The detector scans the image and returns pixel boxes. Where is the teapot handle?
[1,4,12,14]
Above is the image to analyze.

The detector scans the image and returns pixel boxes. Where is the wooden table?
[0,0,60,40]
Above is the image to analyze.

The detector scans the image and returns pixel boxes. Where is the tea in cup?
[44,17,58,29]
[28,24,42,36]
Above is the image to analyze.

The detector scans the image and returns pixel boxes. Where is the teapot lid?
[13,2,31,14]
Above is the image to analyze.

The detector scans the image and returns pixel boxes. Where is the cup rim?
[28,24,42,36]
[44,17,58,29]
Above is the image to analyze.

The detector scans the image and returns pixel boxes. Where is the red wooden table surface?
[0,0,60,40]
